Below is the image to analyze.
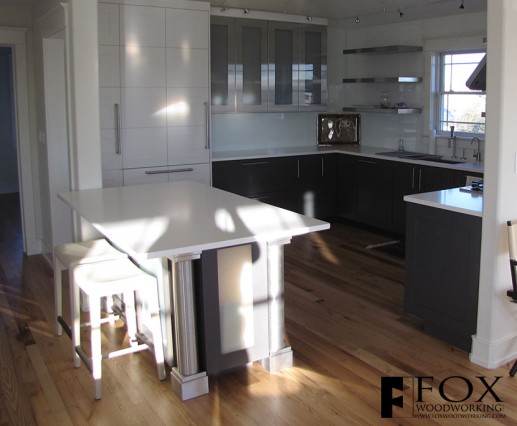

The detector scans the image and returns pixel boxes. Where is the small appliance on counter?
[460,179,484,193]
[317,113,360,146]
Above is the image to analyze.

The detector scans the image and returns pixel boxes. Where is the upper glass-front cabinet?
[210,16,235,113]
[268,21,299,112]
[211,17,267,113]
[236,19,268,112]
[299,24,327,111]
[210,16,327,113]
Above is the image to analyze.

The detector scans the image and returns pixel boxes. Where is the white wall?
[471,0,517,368]
[0,5,32,27]
[328,11,487,153]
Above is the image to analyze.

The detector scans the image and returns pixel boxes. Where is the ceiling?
[209,0,486,20]
[0,0,488,21]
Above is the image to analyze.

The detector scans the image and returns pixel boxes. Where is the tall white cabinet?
[98,1,210,187]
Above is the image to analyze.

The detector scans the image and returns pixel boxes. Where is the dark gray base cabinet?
[214,153,483,235]
[212,154,337,219]
[404,203,481,351]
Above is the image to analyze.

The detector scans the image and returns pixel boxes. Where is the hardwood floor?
[1,192,517,425]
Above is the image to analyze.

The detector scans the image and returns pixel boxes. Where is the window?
[437,51,486,135]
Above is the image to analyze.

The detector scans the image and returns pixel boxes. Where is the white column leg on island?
[262,237,293,373]
[168,253,209,401]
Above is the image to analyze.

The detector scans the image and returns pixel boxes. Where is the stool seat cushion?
[54,239,127,268]
[73,259,156,298]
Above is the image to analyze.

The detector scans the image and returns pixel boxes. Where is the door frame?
[0,27,39,255]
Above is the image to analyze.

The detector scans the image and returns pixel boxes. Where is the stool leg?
[71,268,81,368]
[107,294,116,325]
[90,296,103,400]
[149,289,166,381]
[124,291,138,347]
[54,257,63,336]
[510,360,517,377]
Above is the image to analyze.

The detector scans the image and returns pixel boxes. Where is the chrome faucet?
[449,126,458,159]
[471,137,482,162]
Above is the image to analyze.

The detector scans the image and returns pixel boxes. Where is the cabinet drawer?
[212,157,297,196]
[123,163,211,186]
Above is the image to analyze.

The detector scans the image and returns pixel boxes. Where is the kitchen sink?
[376,151,441,160]
[376,151,467,164]
[376,150,428,158]
[422,157,466,164]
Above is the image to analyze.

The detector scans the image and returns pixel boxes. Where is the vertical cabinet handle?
[418,169,422,191]
[204,101,210,150]
[114,103,121,155]
[321,157,324,177]
[412,168,415,189]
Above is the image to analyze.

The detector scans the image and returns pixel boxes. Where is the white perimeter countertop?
[404,188,483,217]
[59,180,330,260]
[212,145,484,175]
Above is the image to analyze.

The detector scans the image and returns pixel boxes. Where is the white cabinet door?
[167,163,211,185]
[166,48,208,88]
[168,126,209,165]
[123,163,210,186]
[167,87,208,127]
[123,166,169,186]
[98,3,119,46]
[121,88,167,128]
[121,46,166,88]
[121,127,167,169]
[99,45,120,87]
[102,169,123,188]
[120,5,165,47]
[166,9,209,49]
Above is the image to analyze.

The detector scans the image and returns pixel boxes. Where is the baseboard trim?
[470,333,517,368]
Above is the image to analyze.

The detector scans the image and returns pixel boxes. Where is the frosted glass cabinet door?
[210,16,235,113]
[268,21,300,112]
[120,5,165,47]
[236,19,268,112]
[299,25,327,111]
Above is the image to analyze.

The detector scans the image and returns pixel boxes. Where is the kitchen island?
[59,180,329,400]
[404,188,483,351]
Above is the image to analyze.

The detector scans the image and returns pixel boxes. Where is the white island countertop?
[404,188,483,217]
[58,180,330,260]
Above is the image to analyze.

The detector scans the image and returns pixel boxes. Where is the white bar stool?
[71,258,166,400]
[53,239,128,337]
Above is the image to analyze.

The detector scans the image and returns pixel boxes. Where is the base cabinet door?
[404,203,481,351]
[296,154,336,218]
[196,243,269,375]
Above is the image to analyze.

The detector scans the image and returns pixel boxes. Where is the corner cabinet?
[210,16,327,113]
[98,2,211,188]
[342,45,422,114]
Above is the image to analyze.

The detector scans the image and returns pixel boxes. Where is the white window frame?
[436,49,486,137]
[423,35,486,140]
